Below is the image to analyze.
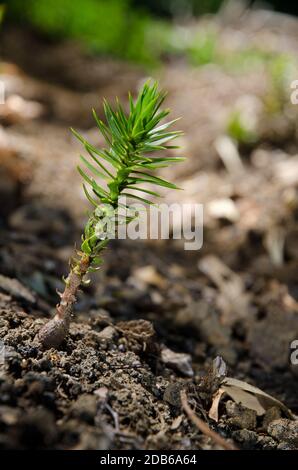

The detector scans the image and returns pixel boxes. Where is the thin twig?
[105,403,120,432]
[180,390,238,451]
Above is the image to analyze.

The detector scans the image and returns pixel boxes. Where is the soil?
[0,8,298,450]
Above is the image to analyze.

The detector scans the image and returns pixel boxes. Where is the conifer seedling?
[38,81,184,349]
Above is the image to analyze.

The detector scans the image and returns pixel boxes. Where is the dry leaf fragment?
[209,377,295,421]
[0,95,43,123]
[264,225,285,267]
[94,386,109,402]
[132,265,167,288]
[171,415,183,430]
[214,135,243,175]
[198,255,250,324]
[209,388,225,422]
[212,355,227,379]
[0,274,35,304]
[221,383,265,416]
[273,156,298,187]
[207,198,239,222]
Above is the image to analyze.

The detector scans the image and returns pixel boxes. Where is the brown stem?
[38,253,90,349]
[180,390,238,451]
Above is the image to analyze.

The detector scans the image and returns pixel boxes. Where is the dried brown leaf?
[222,377,295,419]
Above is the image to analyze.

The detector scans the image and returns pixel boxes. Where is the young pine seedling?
[38,81,184,349]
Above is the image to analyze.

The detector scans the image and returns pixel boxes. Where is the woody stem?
[37,253,90,349]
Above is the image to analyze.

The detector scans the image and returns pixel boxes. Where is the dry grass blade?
[180,390,238,451]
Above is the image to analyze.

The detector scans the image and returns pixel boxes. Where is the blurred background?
[3,0,298,66]
[0,0,298,425]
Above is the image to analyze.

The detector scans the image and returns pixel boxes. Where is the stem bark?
[38,254,90,349]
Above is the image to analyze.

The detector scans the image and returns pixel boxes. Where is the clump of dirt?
[0,293,296,450]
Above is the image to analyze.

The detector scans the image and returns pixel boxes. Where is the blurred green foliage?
[5,0,298,68]
[187,27,291,73]
[0,4,5,24]
[264,55,297,115]
[226,110,257,145]
[7,0,168,66]
[187,30,218,66]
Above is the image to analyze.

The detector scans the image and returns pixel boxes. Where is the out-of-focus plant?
[264,55,297,115]
[226,110,257,145]
[37,81,184,349]
[6,0,298,71]
[182,19,297,76]
[0,4,5,22]
[7,0,167,66]
[188,29,218,66]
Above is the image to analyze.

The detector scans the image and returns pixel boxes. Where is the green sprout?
[0,4,5,23]
[38,81,184,349]
[226,110,257,145]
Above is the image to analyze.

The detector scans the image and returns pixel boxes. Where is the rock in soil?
[268,419,298,447]
[226,401,257,430]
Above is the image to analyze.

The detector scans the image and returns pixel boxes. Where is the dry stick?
[38,253,90,349]
[180,390,238,451]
